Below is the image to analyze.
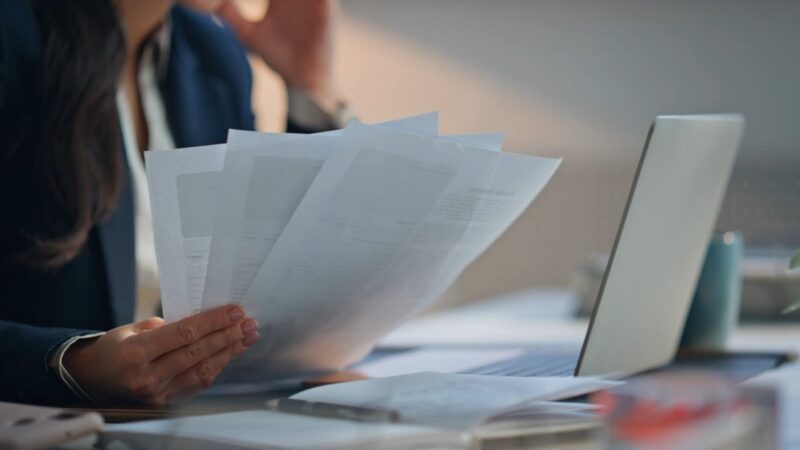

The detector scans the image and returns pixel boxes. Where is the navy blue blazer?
[0,1,319,404]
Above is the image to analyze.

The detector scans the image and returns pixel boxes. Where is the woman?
[0,0,347,405]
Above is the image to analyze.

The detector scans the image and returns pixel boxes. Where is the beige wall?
[247,1,800,310]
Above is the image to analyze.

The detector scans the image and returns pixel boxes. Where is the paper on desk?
[101,410,467,450]
[146,145,226,322]
[293,372,618,429]
[224,121,560,381]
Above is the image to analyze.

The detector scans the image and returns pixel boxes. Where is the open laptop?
[465,114,745,378]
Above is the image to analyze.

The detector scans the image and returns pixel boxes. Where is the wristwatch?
[287,87,355,130]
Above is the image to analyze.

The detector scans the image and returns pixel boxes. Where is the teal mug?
[680,231,744,350]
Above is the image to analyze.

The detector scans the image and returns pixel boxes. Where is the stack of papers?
[101,372,616,450]
[146,113,561,383]
[101,372,620,449]
[292,372,618,429]
[101,410,467,450]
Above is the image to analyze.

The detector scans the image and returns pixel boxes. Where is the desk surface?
[60,288,800,449]
[71,287,800,424]
[381,288,800,356]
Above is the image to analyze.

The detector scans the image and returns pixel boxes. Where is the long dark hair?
[18,0,126,268]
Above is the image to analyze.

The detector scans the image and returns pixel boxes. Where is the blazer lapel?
[97,141,136,327]
[94,7,252,327]
[162,10,239,148]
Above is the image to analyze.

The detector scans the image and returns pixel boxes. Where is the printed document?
[145,145,225,322]
[202,114,440,311]
[202,115,504,312]
[146,113,559,387]
[225,121,560,380]
[202,133,338,308]
[148,114,438,320]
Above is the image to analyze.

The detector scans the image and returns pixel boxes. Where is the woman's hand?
[217,0,341,108]
[63,305,260,405]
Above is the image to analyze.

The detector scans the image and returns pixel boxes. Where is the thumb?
[216,1,258,44]
[132,317,166,333]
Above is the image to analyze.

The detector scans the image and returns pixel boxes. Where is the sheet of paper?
[202,115,505,312]
[225,121,560,381]
[293,372,618,429]
[145,114,504,322]
[145,145,226,322]
[202,134,338,308]
[201,114,440,312]
[102,410,467,450]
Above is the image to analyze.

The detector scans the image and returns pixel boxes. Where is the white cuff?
[51,332,105,403]
[286,87,354,130]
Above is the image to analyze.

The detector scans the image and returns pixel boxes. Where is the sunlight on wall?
[247,13,634,309]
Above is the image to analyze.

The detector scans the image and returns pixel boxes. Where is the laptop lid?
[575,115,745,377]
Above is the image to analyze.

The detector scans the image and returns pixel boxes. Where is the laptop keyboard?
[461,351,580,377]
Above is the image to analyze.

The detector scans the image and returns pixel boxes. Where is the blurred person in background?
[0,0,349,405]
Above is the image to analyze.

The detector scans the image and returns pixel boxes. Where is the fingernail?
[228,307,245,321]
[242,332,260,347]
[241,318,259,334]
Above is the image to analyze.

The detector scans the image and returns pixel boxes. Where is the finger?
[151,318,260,384]
[217,1,258,43]
[164,338,254,403]
[134,305,247,359]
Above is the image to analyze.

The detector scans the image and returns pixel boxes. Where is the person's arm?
[0,4,261,407]
[0,15,92,406]
[0,320,99,404]
[0,306,259,406]
[61,306,259,405]
[0,15,91,405]
[217,0,351,134]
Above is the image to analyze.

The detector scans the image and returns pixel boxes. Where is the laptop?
[465,114,745,378]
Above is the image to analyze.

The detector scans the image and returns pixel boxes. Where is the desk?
[378,288,800,449]
[61,288,800,449]
[381,288,800,356]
